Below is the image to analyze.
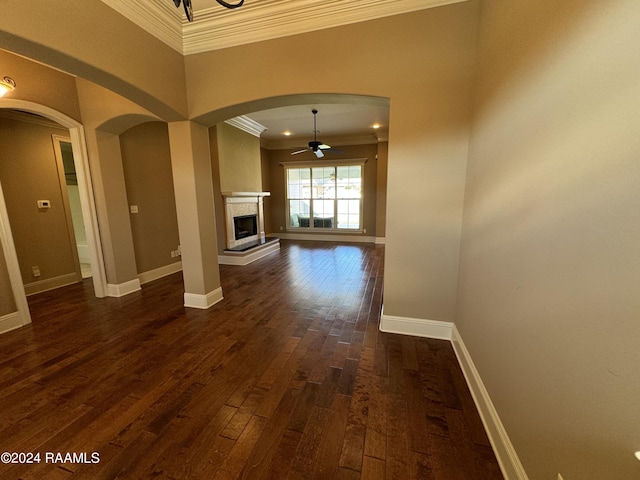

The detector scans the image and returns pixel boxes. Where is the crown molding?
[224,115,268,137]
[102,0,466,55]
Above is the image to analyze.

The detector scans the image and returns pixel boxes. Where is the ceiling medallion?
[172,0,244,22]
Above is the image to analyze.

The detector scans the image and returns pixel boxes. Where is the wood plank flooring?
[0,240,503,479]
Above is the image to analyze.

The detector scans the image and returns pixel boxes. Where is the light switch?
[37,200,51,209]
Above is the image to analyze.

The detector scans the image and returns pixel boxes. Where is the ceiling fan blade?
[291,149,308,155]
[314,149,324,158]
[325,148,344,154]
[318,144,332,149]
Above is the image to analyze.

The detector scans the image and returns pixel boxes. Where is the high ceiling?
[102,0,462,149]
[103,0,464,54]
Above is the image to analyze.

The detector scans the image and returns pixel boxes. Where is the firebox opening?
[234,214,258,240]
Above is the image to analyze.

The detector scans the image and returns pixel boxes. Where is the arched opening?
[0,99,107,333]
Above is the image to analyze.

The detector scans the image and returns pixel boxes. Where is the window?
[285,161,364,231]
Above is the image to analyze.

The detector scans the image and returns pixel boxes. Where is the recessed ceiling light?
[635,451,640,461]
[283,130,292,136]
[372,123,381,129]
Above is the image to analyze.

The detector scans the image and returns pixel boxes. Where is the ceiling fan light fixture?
[0,76,16,98]
[290,109,343,158]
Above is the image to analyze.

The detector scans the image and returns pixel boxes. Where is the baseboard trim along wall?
[106,279,142,298]
[379,310,529,480]
[24,272,80,296]
[184,287,224,309]
[450,325,530,480]
[138,261,183,285]
[379,311,453,340]
[276,232,378,244]
[0,311,26,335]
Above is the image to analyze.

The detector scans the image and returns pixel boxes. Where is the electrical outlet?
[130,205,138,214]
[32,266,41,277]
[170,250,176,258]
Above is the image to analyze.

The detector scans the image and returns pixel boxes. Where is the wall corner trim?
[378,309,529,479]
[184,287,224,309]
[106,279,142,298]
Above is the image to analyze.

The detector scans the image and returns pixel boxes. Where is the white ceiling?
[102,0,462,149]
[244,103,389,150]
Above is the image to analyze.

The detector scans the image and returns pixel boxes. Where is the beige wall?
[216,123,263,193]
[457,0,640,478]
[375,141,388,239]
[260,147,273,234]
[266,144,380,237]
[210,123,264,254]
[0,116,80,292]
[120,122,180,274]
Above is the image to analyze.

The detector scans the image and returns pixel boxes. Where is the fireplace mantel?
[222,191,271,198]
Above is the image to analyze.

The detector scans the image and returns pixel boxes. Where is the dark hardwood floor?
[0,240,503,479]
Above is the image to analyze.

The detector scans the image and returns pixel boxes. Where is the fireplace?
[222,191,270,250]
[234,214,257,240]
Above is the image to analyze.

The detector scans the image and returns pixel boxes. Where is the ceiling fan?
[291,109,344,159]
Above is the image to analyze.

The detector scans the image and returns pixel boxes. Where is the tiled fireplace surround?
[222,192,270,250]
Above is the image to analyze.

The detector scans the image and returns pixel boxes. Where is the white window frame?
[282,158,366,233]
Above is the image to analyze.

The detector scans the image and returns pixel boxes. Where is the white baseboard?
[375,237,386,245]
[107,279,142,297]
[378,309,528,479]
[138,261,182,285]
[24,272,81,296]
[184,287,224,309]
[0,311,28,335]
[380,310,453,340]
[451,325,529,480]
[276,232,377,243]
[219,241,280,266]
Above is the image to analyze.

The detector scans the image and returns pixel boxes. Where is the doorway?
[0,99,107,333]
[53,135,92,279]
